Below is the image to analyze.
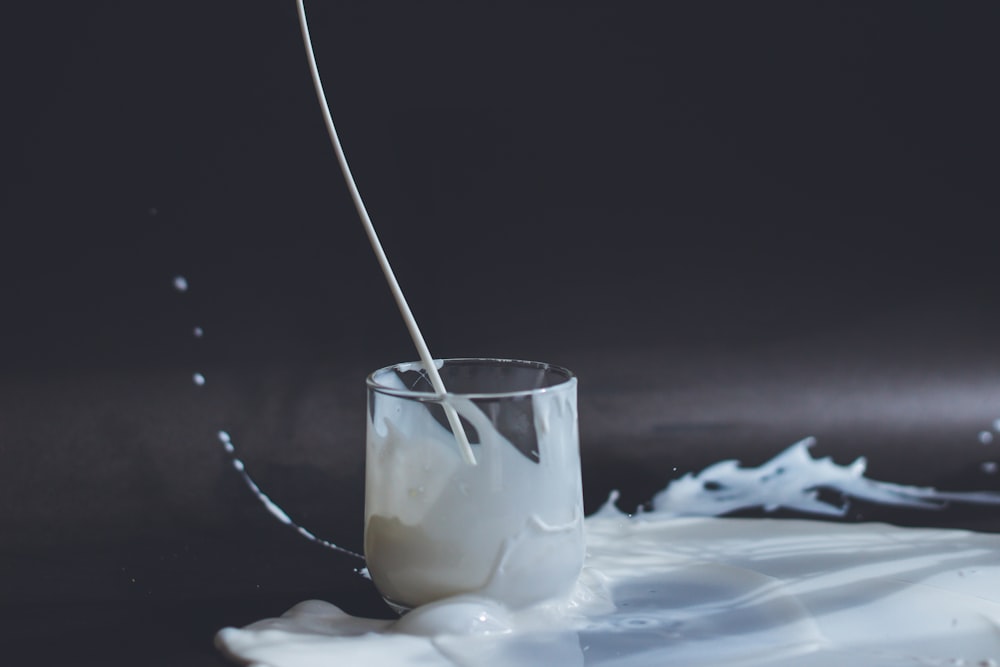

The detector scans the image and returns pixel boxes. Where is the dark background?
[2,1,1000,664]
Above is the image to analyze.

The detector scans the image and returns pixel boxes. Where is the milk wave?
[649,436,1000,517]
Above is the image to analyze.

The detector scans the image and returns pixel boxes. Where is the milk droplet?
[982,461,998,475]
[979,431,994,445]
[193,326,204,338]
[173,275,189,292]
[217,428,364,560]
[193,372,206,386]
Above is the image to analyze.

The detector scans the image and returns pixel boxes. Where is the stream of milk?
[216,432,1000,667]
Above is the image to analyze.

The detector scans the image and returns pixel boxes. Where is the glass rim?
[366,357,576,400]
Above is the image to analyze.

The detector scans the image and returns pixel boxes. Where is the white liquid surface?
[217,441,1000,667]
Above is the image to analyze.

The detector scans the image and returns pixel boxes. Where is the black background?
[2,1,1000,664]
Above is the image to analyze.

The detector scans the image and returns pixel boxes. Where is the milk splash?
[218,430,363,561]
[216,437,1000,667]
[649,436,1000,518]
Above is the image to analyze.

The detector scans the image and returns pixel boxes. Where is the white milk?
[217,439,1000,667]
[218,430,365,561]
[217,516,1000,667]
[364,367,584,610]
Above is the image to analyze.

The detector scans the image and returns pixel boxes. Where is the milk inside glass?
[364,358,584,611]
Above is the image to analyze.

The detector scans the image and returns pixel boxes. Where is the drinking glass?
[365,358,584,612]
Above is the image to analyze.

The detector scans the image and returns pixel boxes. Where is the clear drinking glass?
[364,358,584,612]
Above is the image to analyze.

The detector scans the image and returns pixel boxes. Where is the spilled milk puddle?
[214,435,1000,667]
